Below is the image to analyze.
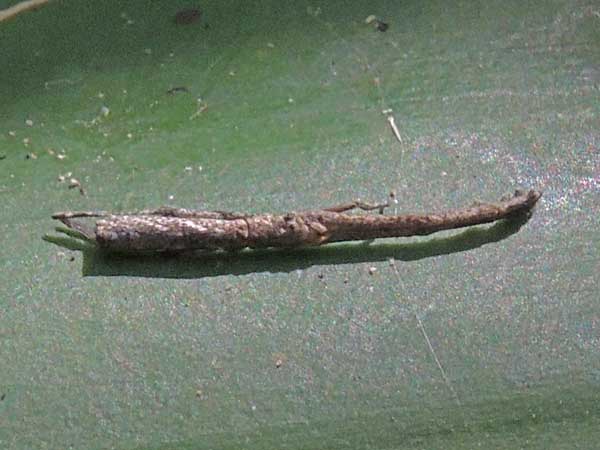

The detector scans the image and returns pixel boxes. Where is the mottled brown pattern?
[52,190,541,254]
[322,189,542,242]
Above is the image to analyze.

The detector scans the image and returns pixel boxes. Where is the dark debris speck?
[376,20,389,32]
[174,8,201,25]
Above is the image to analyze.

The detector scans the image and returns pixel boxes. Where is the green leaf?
[1,0,598,449]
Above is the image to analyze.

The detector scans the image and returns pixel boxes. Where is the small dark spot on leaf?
[174,8,201,25]
[0,154,6,160]
[0,393,5,401]
[167,86,190,95]
[376,20,389,32]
